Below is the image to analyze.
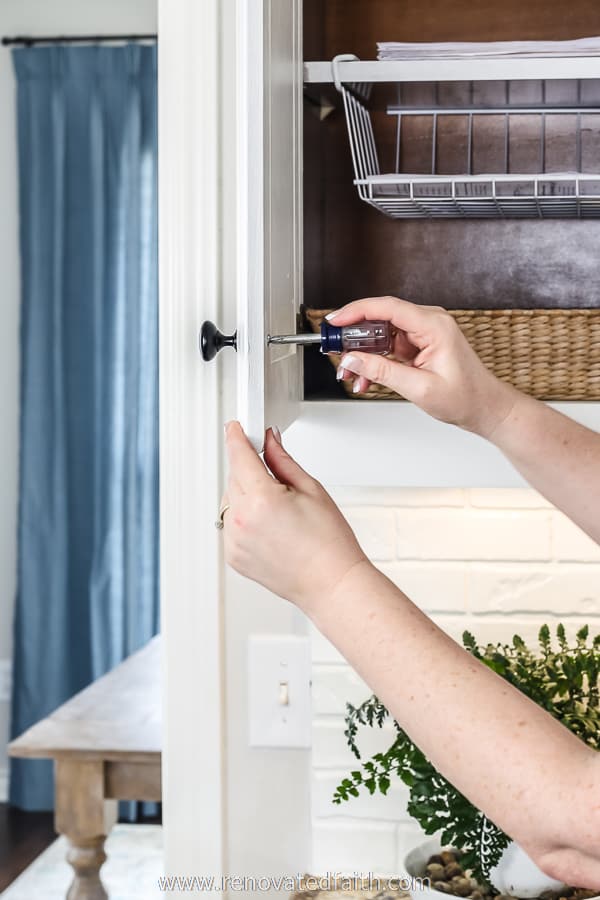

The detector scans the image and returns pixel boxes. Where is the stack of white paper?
[377,37,600,60]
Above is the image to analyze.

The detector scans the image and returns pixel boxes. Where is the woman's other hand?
[331,296,517,438]
[221,422,368,610]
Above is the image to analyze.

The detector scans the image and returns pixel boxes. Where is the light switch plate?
[0,660,12,703]
[248,635,311,748]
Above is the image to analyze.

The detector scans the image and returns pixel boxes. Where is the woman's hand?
[221,422,368,611]
[331,296,517,438]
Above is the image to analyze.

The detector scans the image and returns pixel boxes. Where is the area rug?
[0,824,163,899]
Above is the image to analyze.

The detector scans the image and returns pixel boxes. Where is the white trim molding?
[158,0,226,879]
[0,657,11,804]
[285,402,600,488]
[0,659,12,703]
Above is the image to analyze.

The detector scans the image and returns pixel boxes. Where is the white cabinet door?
[237,0,303,450]
[159,0,311,885]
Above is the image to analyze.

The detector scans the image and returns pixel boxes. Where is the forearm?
[484,387,600,544]
[308,560,600,876]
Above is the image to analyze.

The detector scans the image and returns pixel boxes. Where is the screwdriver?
[267,320,391,355]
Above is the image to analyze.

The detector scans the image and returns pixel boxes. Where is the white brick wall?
[311,487,600,876]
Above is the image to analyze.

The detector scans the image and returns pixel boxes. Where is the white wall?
[0,0,157,803]
[310,485,600,876]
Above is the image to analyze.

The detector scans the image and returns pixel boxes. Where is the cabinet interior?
[302,0,600,399]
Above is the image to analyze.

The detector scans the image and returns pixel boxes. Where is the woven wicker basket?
[305,307,600,401]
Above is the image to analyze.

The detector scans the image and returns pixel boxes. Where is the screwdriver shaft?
[267,333,322,345]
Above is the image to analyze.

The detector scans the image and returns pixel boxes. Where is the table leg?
[55,759,118,900]
[65,837,108,900]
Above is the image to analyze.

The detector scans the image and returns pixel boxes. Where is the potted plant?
[333,624,600,899]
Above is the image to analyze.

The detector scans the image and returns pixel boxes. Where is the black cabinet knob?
[199,320,237,361]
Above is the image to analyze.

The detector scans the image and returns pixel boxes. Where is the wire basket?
[334,60,600,219]
[305,308,600,400]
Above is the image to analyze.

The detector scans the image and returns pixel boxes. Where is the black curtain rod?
[2,34,157,47]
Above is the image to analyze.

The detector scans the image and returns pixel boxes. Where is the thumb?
[263,428,317,491]
[340,351,434,403]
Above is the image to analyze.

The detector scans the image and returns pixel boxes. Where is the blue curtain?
[10,45,159,811]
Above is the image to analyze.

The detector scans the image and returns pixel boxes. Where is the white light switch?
[248,635,311,748]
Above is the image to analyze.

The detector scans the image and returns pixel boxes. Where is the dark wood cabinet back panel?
[320,0,600,54]
[303,0,600,313]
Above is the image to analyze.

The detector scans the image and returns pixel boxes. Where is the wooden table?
[8,636,162,900]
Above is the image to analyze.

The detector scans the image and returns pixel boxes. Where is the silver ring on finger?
[215,503,231,530]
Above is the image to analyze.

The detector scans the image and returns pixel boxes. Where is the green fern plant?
[333,624,600,886]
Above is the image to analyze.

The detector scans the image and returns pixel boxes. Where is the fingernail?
[336,367,345,381]
[325,310,339,320]
[272,424,282,445]
[342,354,362,374]
[352,379,361,394]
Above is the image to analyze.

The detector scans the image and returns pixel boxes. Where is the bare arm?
[487,391,600,544]
[310,559,600,889]
[222,422,600,889]
[330,297,600,541]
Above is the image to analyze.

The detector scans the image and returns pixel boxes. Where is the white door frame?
[158,0,226,879]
